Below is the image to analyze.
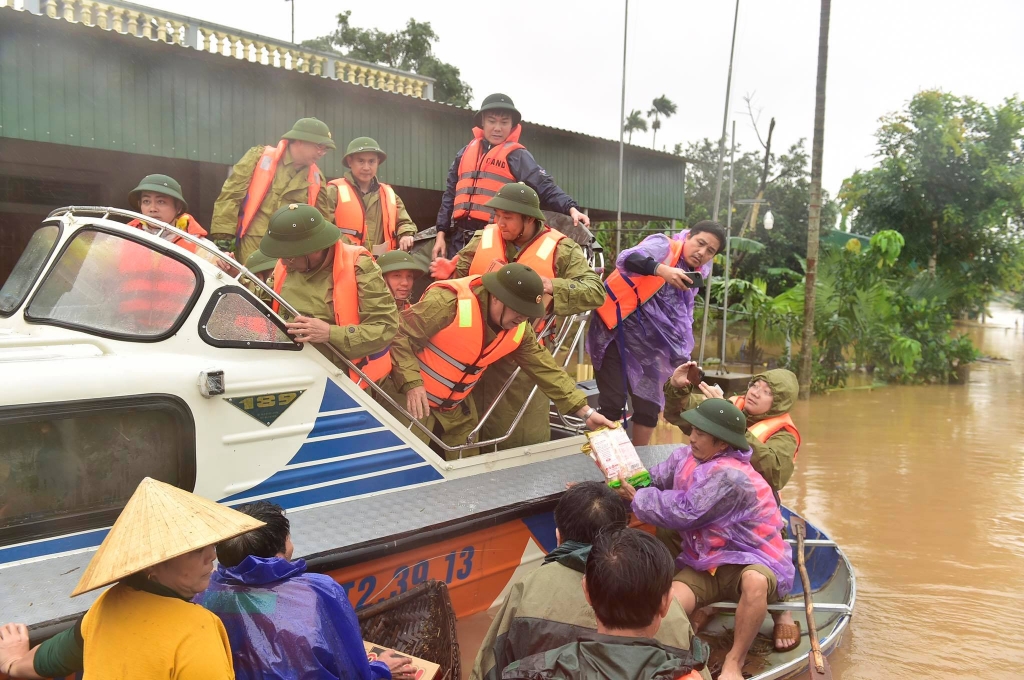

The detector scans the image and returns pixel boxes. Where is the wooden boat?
[0,208,853,680]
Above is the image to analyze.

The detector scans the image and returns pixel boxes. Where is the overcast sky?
[143,0,1023,198]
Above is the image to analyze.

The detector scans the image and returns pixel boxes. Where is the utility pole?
[286,0,295,43]
[615,0,629,259]
[799,0,832,400]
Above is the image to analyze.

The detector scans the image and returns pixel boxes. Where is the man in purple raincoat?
[194,501,415,680]
[614,399,795,680]
[587,221,724,446]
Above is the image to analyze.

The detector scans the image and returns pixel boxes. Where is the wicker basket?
[357,579,461,680]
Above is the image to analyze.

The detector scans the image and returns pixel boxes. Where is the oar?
[790,516,833,680]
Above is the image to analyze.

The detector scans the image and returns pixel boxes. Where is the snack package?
[583,426,652,489]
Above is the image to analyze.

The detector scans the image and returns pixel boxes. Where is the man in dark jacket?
[432,93,590,259]
[470,482,708,680]
[501,528,706,680]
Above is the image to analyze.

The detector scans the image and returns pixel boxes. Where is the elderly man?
[390,263,613,459]
[327,137,419,255]
[432,93,590,259]
[614,399,795,680]
[433,183,605,450]
[195,501,413,680]
[586,221,725,446]
[665,367,803,651]
[501,529,706,680]
[210,117,335,263]
[260,204,398,389]
[471,482,707,680]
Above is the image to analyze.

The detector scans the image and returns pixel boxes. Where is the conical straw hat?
[72,477,265,597]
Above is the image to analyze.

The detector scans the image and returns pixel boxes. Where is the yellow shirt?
[81,582,235,680]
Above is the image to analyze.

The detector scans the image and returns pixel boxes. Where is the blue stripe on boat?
[308,411,381,438]
[0,528,109,565]
[221,448,428,502]
[288,429,407,465]
[247,464,443,510]
[319,379,359,412]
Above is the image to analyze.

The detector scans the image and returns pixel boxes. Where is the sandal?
[772,620,801,653]
[689,606,714,633]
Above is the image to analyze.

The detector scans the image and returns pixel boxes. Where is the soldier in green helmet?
[431,182,605,450]
[126,174,209,250]
[375,250,428,312]
[210,117,336,264]
[325,137,419,256]
[260,204,398,385]
[389,262,613,459]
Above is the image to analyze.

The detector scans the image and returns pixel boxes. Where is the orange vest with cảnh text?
[453,126,524,223]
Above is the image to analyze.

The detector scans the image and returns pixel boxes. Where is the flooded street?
[459,305,1024,678]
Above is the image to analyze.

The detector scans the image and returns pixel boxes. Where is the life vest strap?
[424,341,485,375]
[417,360,475,393]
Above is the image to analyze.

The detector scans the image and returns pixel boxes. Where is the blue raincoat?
[194,556,391,680]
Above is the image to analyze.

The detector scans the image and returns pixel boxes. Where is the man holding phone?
[587,221,725,446]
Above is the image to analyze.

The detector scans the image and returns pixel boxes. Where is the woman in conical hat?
[0,478,263,679]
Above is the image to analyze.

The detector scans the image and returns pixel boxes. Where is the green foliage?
[623,110,648,144]
[302,11,472,106]
[647,95,677,149]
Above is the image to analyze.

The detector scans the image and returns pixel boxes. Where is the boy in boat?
[431,93,590,260]
[614,399,795,680]
[390,263,614,458]
[664,367,803,651]
[586,222,724,447]
[259,204,398,389]
[431,183,605,450]
[126,174,208,251]
[501,528,706,680]
[326,137,419,255]
[209,117,335,263]
[195,501,415,680]
[470,481,709,680]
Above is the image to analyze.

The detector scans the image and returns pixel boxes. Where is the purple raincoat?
[631,444,795,597]
[586,230,713,409]
[194,556,391,680]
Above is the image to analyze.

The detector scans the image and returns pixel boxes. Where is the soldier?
[390,263,614,460]
[210,118,335,263]
[326,137,418,255]
[432,93,591,260]
[433,183,604,450]
[259,204,398,389]
[376,250,428,312]
[126,174,208,252]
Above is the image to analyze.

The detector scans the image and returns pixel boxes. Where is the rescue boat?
[0,208,853,679]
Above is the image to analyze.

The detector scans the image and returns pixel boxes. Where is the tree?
[623,109,648,144]
[647,95,677,149]
[840,91,1024,317]
[799,0,831,401]
[303,11,472,106]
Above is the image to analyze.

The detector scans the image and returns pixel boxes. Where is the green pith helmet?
[244,249,278,275]
[485,182,546,222]
[281,117,336,149]
[259,204,341,259]
[474,93,521,128]
[343,137,387,167]
[482,262,545,318]
[128,174,187,212]
[376,250,427,276]
[681,398,749,451]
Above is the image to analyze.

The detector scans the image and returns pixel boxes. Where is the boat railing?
[44,207,587,460]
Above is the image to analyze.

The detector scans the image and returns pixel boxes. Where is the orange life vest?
[117,238,197,332]
[237,140,322,240]
[271,243,392,388]
[416,276,529,411]
[329,177,399,251]
[453,126,524,223]
[595,238,685,329]
[730,395,803,459]
[127,214,207,254]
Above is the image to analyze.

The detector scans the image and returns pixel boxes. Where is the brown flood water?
[458,304,1024,679]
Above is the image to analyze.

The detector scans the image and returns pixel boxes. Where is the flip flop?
[773,619,801,652]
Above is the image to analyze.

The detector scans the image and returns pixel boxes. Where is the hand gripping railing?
[44,207,558,459]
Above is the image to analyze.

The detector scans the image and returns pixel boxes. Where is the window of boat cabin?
[198,286,301,350]
[0,396,196,546]
[0,224,61,317]
[24,228,201,340]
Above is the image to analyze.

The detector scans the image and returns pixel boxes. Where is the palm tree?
[799,0,832,400]
[623,109,647,144]
[647,95,677,149]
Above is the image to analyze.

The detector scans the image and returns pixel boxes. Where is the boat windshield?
[25,228,199,339]
[0,224,60,317]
